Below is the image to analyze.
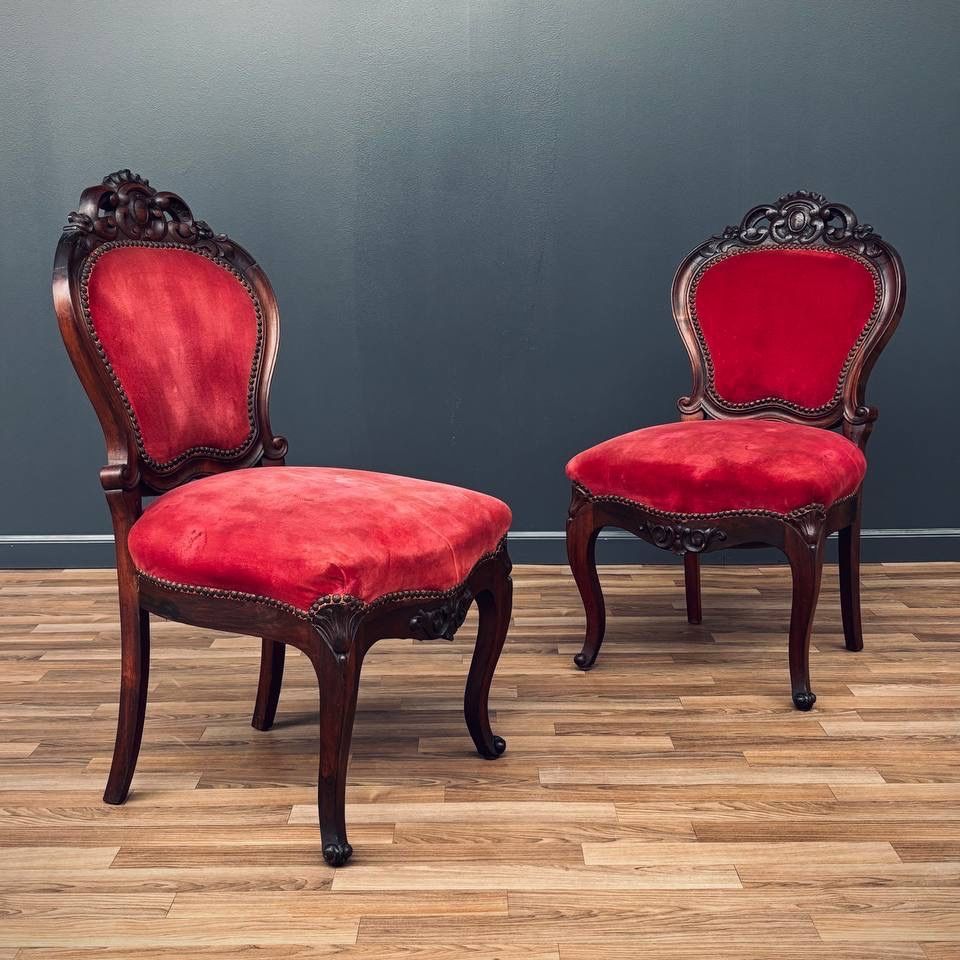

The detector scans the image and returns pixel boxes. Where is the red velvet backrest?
[672,192,905,444]
[83,244,261,468]
[54,171,286,494]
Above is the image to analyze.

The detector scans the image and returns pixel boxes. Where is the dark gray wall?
[1,0,958,565]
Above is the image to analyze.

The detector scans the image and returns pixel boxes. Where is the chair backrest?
[53,171,286,496]
[671,191,905,448]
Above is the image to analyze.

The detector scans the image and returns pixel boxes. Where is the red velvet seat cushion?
[128,467,511,610]
[566,420,866,515]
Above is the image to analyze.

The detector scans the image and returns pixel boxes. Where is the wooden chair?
[565,192,905,709]
[53,170,513,865]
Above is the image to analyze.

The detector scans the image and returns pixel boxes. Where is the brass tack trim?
[688,244,883,416]
[136,536,509,620]
[79,240,264,473]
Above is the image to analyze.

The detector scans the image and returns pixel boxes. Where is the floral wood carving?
[63,169,235,259]
[673,190,905,437]
[568,483,592,518]
[56,169,288,494]
[785,505,828,545]
[409,585,474,641]
[699,191,883,260]
[642,522,727,554]
[310,598,367,660]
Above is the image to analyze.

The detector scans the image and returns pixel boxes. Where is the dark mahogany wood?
[53,171,511,864]
[683,553,701,625]
[566,502,605,671]
[838,490,865,653]
[137,542,512,865]
[251,639,285,732]
[567,192,906,709]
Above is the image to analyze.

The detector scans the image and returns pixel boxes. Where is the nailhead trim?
[79,241,264,473]
[136,536,509,620]
[137,571,309,620]
[688,245,883,416]
[575,482,859,522]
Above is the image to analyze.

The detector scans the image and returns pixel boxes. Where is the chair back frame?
[52,169,287,502]
[671,190,906,450]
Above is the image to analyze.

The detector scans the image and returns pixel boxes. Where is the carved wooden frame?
[674,190,906,447]
[567,192,906,710]
[53,171,512,865]
[54,169,289,493]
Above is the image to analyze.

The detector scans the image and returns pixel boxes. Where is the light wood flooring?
[1,561,959,958]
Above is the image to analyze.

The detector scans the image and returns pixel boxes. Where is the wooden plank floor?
[1,561,959,958]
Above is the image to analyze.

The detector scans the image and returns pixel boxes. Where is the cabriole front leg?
[307,603,367,867]
[567,500,606,670]
[464,559,512,759]
[783,512,827,711]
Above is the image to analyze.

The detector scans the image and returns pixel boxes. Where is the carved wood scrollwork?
[63,169,235,260]
[568,483,593,518]
[699,191,883,259]
[642,522,727,554]
[785,505,828,546]
[310,599,367,662]
[409,586,474,641]
[56,169,287,496]
[673,190,905,441]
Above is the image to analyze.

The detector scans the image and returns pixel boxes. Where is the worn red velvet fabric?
[566,419,866,515]
[694,249,877,409]
[85,246,259,464]
[128,467,512,609]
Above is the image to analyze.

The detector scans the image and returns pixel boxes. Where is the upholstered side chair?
[53,170,513,866]
[565,192,905,710]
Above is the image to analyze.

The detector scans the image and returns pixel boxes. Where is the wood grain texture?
[1,561,958,956]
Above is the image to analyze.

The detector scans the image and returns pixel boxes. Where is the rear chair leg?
[104,593,150,804]
[252,638,285,731]
[838,493,864,653]
[683,552,702,624]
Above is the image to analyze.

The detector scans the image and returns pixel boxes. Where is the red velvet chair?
[566,192,905,709]
[53,171,513,865]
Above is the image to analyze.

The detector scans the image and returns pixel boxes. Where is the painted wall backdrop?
[1,0,958,565]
